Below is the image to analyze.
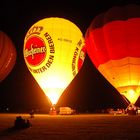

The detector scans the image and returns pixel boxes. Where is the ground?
[0,113,140,140]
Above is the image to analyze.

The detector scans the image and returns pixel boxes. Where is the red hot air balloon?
[85,4,140,106]
[0,31,17,82]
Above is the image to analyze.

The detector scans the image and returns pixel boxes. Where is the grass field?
[0,113,140,140]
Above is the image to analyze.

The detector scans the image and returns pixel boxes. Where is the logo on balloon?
[72,39,86,76]
[78,46,86,71]
[24,36,46,66]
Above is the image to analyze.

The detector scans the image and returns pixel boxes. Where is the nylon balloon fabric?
[0,31,17,82]
[85,4,140,104]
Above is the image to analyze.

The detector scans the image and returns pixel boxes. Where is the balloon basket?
[127,110,137,115]
[49,110,57,115]
[126,104,138,115]
[49,106,57,115]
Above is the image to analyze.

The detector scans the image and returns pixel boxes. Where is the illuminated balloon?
[85,4,140,105]
[23,17,86,106]
[0,31,17,82]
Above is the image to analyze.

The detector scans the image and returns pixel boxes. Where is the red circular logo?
[24,36,46,66]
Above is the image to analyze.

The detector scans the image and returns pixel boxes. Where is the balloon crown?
[26,26,43,39]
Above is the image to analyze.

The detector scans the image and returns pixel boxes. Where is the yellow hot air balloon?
[23,17,86,112]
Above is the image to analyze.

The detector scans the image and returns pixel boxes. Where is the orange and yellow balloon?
[85,4,140,105]
[23,17,86,106]
[0,31,16,82]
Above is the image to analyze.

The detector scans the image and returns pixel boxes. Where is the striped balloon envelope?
[85,4,140,105]
[0,31,17,82]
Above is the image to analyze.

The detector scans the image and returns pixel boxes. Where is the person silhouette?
[14,116,32,129]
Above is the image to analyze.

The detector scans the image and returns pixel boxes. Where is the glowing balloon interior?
[85,4,140,104]
[0,31,17,82]
[23,17,86,105]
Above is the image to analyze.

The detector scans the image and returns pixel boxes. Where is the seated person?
[14,116,32,129]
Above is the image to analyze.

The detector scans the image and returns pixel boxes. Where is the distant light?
[6,108,9,111]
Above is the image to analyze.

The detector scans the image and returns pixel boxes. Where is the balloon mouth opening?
[45,88,64,105]
[117,86,140,104]
[49,104,57,115]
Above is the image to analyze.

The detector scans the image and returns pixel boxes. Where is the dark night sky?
[0,0,140,113]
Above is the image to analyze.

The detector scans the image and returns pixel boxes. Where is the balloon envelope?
[86,4,140,104]
[0,31,17,82]
[23,17,86,105]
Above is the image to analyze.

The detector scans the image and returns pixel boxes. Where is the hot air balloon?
[0,31,17,82]
[85,4,140,107]
[23,17,86,113]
